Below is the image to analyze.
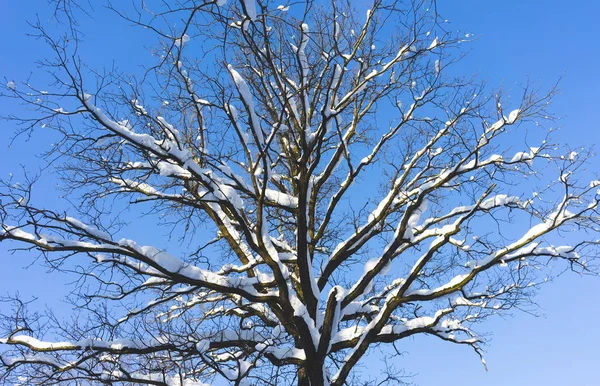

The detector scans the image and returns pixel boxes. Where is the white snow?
[2,335,146,351]
[568,151,578,161]
[243,0,257,20]
[428,37,439,49]
[65,216,111,240]
[298,23,310,85]
[264,189,298,208]
[174,34,190,47]
[507,109,520,124]
[406,273,469,297]
[228,65,264,145]
[405,199,427,240]
[156,161,192,178]
[218,185,244,210]
[265,345,306,360]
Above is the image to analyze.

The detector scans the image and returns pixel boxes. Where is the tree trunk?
[298,364,326,386]
[298,366,310,386]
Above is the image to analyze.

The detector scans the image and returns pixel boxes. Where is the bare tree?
[1,0,598,385]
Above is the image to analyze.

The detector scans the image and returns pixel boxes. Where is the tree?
[0,0,598,385]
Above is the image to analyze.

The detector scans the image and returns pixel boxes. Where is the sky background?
[1,1,600,385]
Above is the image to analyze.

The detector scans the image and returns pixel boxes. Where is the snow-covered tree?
[1,0,598,385]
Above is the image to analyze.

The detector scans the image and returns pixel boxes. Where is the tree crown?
[0,1,598,385]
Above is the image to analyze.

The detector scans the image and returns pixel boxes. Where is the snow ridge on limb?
[228,65,265,146]
[0,220,274,302]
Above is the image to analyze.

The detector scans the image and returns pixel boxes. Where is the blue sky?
[1,1,599,385]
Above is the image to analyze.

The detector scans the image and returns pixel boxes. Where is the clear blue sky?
[1,1,599,385]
